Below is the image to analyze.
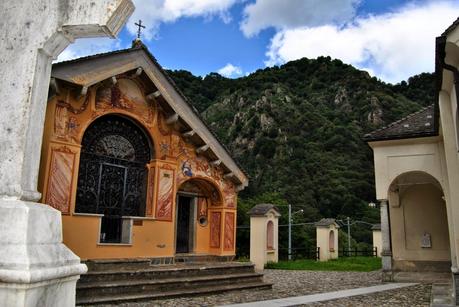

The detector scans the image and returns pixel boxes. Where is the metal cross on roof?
[135,20,145,39]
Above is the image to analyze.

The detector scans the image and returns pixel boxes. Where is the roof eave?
[364,131,438,143]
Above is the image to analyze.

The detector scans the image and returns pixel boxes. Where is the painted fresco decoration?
[54,100,84,143]
[198,197,208,218]
[96,83,133,110]
[181,160,193,177]
[40,54,244,260]
[210,212,221,248]
[179,181,202,194]
[95,79,154,125]
[160,141,169,158]
[224,212,235,250]
[46,146,76,214]
[158,110,172,136]
[156,164,175,221]
[223,181,236,208]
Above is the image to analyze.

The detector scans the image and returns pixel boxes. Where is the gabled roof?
[442,17,459,36]
[314,218,340,228]
[51,40,248,189]
[248,204,281,217]
[363,105,436,142]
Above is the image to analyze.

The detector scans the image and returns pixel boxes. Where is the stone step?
[430,282,454,307]
[77,272,264,298]
[79,262,255,283]
[76,281,272,305]
[175,254,234,263]
[84,258,154,271]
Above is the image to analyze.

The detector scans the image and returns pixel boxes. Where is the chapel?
[365,17,459,303]
[37,40,248,261]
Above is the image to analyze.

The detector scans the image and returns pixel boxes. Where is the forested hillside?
[168,57,435,256]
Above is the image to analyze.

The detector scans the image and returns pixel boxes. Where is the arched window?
[267,221,274,250]
[329,230,335,252]
[75,115,152,218]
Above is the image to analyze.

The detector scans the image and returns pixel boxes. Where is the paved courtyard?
[96,269,431,306]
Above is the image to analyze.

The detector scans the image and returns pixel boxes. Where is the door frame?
[175,192,198,254]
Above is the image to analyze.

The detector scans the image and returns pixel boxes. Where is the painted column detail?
[210,212,221,248]
[156,166,175,221]
[45,146,77,214]
[224,212,235,251]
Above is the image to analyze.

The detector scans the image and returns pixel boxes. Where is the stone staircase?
[430,283,455,307]
[76,259,271,305]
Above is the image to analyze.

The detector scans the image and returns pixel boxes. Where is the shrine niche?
[39,43,247,261]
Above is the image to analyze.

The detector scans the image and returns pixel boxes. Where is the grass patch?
[265,257,382,272]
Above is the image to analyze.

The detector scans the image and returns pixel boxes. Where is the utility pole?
[347,216,351,253]
[288,204,292,260]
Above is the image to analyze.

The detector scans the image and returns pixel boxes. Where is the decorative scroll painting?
[224,212,235,251]
[210,212,221,248]
[155,167,175,221]
[46,147,76,214]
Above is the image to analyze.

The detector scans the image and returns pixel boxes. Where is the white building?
[365,17,459,303]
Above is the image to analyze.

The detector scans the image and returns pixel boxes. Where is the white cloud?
[265,1,459,83]
[240,0,360,37]
[55,38,123,63]
[218,63,243,78]
[128,0,240,40]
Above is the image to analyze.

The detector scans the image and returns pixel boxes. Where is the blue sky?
[59,0,459,84]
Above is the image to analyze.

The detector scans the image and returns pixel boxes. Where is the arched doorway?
[388,171,450,271]
[75,115,153,243]
[176,178,222,254]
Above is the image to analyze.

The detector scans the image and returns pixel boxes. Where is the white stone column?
[380,199,392,275]
[0,1,134,306]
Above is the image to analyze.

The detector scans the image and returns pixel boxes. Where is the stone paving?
[98,270,431,306]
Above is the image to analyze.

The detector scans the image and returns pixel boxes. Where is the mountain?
[168,57,435,256]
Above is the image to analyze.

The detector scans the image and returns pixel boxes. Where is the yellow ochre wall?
[38,77,238,260]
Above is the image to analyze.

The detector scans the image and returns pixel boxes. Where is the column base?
[0,199,86,306]
[382,254,392,271]
[0,276,79,307]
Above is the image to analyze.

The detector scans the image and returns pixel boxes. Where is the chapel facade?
[365,17,459,302]
[37,41,248,261]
